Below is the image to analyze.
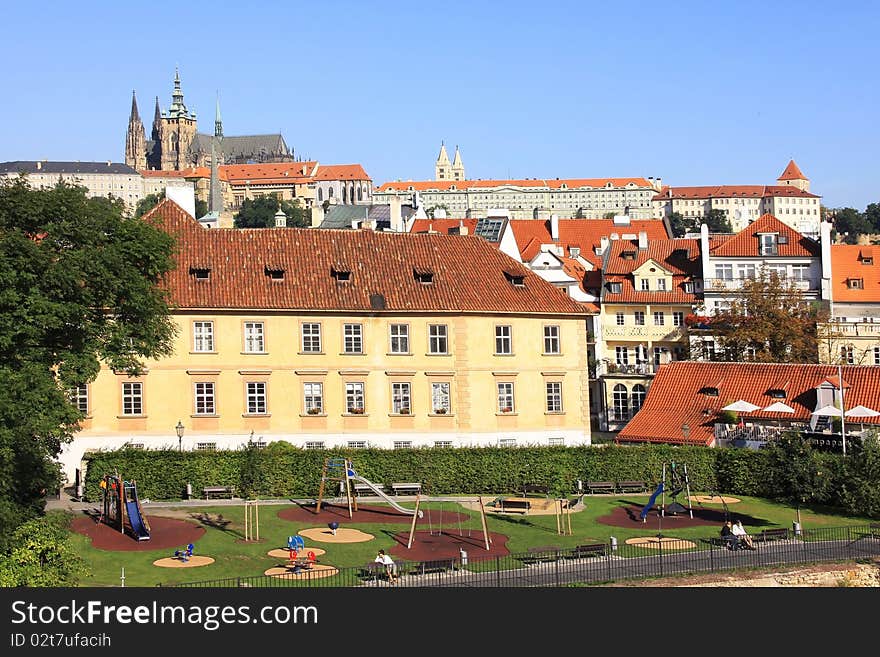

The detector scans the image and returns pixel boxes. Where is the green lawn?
[66,493,877,587]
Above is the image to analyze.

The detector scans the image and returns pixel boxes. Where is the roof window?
[699,386,719,397]
[332,267,351,282]
[847,278,864,290]
[767,389,787,399]
[189,267,211,281]
[265,266,284,281]
[414,268,434,284]
[606,281,622,294]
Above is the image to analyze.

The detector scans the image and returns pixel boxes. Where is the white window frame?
[495,325,513,355]
[543,325,561,354]
[615,312,625,326]
[301,323,322,353]
[246,381,267,414]
[345,382,365,414]
[497,382,515,413]
[122,382,143,416]
[193,321,214,352]
[545,381,562,413]
[393,440,413,449]
[343,323,363,354]
[243,321,265,353]
[428,324,448,354]
[653,311,665,326]
[673,311,684,326]
[194,382,215,415]
[431,382,451,414]
[391,382,411,414]
[634,311,645,326]
[303,382,323,414]
[70,384,89,415]
[615,346,629,366]
[389,324,410,354]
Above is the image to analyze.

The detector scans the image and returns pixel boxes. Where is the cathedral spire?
[214,91,223,139]
[169,68,190,118]
[125,91,146,170]
[209,91,223,215]
[130,90,140,122]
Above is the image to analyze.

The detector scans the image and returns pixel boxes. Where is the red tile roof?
[830,244,880,302]
[709,214,820,257]
[602,238,702,304]
[617,361,880,446]
[378,177,655,192]
[410,219,479,235]
[145,200,588,315]
[652,184,818,201]
[221,162,318,185]
[313,164,371,181]
[140,167,220,180]
[778,159,807,181]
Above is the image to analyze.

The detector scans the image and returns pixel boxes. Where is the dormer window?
[621,250,636,260]
[778,234,789,245]
[699,386,719,397]
[332,268,351,282]
[847,278,864,290]
[569,246,580,258]
[768,389,787,399]
[860,254,873,265]
[759,233,778,256]
[189,267,211,281]
[414,268,434,284]
[265,267,284,281]
[683,281,694,293]
[607,281,622,294]
[504,271,526,287]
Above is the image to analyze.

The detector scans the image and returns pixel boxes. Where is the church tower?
[158,69,198,171]
[777,159,810,192]
[451,145,465,181]
[435,141,451,180]
[124,91,147,170]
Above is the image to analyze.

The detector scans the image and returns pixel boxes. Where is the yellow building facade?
[61,201,591,483]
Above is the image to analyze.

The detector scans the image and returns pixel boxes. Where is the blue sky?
[2,1,877,210]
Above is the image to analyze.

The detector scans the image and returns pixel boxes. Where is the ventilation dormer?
[265,266,285,281]
[847,278,864,290]
[767,388,787,399]
[503,269,526,287]
[621,249,637,261]
[331,266,351,282]
[699,386,719,397]
[189,266,211,281]
[606,281,622,294]
[414,267,434,285]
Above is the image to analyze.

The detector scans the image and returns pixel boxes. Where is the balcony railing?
[825,322,880,337]
[705,277,816,292]
[603,325,685,341]
[599,362,657,376]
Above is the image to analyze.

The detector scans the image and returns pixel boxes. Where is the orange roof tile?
[830,244,880,302]
[709,214,820,257]
[778,159,807,181]
[617,362,880,446]
[221,162,318,185]
[141,167,218,180]
[410,219,479,235]
[145,200,588,316]
[652,184,818,201]
[602,238,701,304]
[377,177,654,193]
[313,164,371,181]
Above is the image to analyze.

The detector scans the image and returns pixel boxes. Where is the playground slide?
[125,499,151,541]
[349,475,420,516]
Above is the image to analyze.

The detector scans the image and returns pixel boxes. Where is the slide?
[640,482,664,522]
[124,484,151,541]
[349,475,422,517]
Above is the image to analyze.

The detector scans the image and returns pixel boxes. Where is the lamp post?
[838,364,847,456]
[176,420,185,452]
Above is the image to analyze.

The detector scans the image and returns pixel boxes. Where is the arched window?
[613,384,629,422]
[342,186,347,204]
[631,385,647,414]
[317,187,323,202]
[328,187,334,198]
[357,186,363,201]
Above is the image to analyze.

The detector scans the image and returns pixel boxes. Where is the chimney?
[597,236,610,254]
[458,219,468,236]
[550,214,559,241]
[389,196,403,232]
[35,161,42,170]
[638,231,648,250]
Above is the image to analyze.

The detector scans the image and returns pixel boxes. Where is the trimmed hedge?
[82,442,872,517]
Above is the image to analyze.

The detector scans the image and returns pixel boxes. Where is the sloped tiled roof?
[221,162,317,185]
[602,238,702,304]
[778,159,807,181]
[0,161,139,175]
[410,219,479,235]
[830,244,880,302]
[617,362,880,446]
[709,214,820,257]
[313,164,371,181]
[652,184,819,201]
[141,167,222,180]
[189,134,290,160]
[377,177,654,192]
[145,200,587,315]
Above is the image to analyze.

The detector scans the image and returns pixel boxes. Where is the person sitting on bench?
[732,519,756,550]
[720,521,740,550]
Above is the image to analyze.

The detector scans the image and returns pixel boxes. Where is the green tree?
[761,432,831,524]
[838,434,880,518]
[702,208,733,233]
[668,211,694,237]
[134,192,163,219]
[831,207,872,244]
[0,178,178,546]
[426,204,450,219]
[234,195,310,228]
[864,202,880,234]
[0,513,88,586]
[712,268,827,363]
[195,198,208,219]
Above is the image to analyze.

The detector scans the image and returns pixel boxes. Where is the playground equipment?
[174,543,195,562]
[316,457,422,519]
[98,471,151,541]
[556,498,573,536]
[405,495,491,551]
[244,500,260,542]
[639,461,693,523]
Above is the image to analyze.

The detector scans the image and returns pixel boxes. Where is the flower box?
[307,407,321,415]
[349,408,365,415]
[433,408,448,415]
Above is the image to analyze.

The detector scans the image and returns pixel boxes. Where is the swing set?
[405,495,492,551]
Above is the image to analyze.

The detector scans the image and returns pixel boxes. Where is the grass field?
[65,493,877,587]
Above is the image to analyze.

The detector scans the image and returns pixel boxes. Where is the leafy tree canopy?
[703,208,733,233]
[234,195,310,228]
[134,192,163,219]
[0,178,178,545]
[711,267,826,363]
[0,513,88,586]
[830,207,873,244]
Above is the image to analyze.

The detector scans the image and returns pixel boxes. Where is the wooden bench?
[567,542,608,559]
[585,481,616,495]
[353,483,385,496]
[391,482,422,496]
[202,485,235,500]
[616,480,648,493]
[753,528,789,543]
[521,483,550,497]
[411,558,455,575]
[499,498,531,513]
[523,545,562,563]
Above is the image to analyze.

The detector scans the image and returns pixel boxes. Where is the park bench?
[616,480,648,493]
[359,562,392,582]
[411,558,455,575]
[499,498,530,513]
[202,485,235,500]
[585,481,615,495]
[391,482,422,496]
[753,528,789,543]
[521,483,550,497]
[353,483,385,496]
[566,542,608,559]
[522,546,562,563]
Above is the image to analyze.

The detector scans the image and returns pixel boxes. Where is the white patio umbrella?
[844,405,880,418]
[722,400,761,413]
[762,401,796,414]
[812,405,844,416]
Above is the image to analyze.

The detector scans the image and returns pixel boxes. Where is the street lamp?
[175,420,185,452]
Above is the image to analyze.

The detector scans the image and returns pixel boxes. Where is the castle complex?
[125,70,294,171]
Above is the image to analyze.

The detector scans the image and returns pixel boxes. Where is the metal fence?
[165,523,880,588]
